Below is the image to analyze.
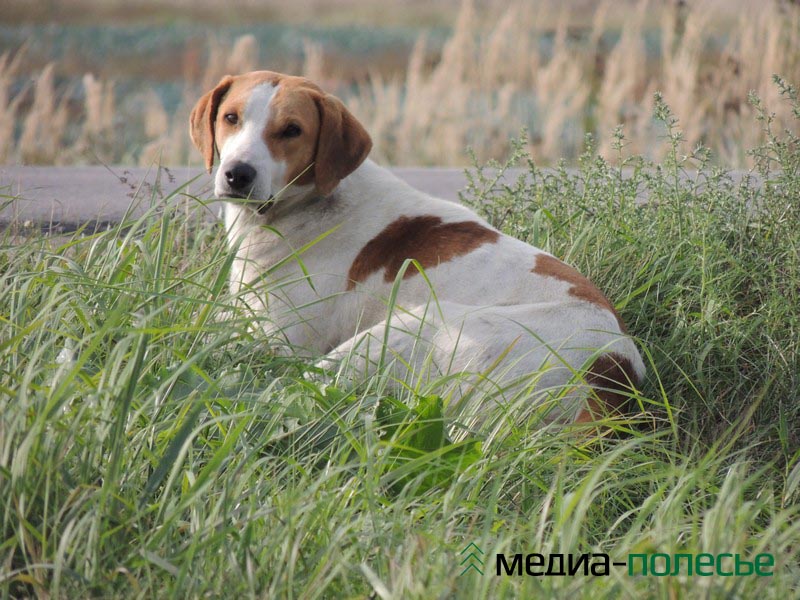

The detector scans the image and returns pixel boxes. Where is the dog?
[190,70,645,425]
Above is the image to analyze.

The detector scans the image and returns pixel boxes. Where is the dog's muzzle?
[219,161,275,213]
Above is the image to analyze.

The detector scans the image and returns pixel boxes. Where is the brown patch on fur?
[346,215,500,290]
[574,352,640,423]
[532,253,627,333]
[263,84,321,187]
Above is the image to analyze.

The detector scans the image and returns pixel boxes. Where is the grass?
[2,0,799,168]
[2,87,800,597]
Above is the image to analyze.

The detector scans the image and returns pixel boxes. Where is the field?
[3,0,800,597]
[3,82,800,596]
[1,0,799,167]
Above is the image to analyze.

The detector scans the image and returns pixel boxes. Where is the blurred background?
[1,0,799,167]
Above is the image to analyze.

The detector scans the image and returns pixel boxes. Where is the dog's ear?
[313,93,372,197]
[190,76,234,173]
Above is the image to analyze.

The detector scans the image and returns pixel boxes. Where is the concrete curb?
[0,165,476,231]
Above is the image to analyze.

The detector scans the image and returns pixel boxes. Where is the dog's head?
[190,71,372,206]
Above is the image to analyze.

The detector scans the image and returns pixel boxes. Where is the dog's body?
[191,71,645,424]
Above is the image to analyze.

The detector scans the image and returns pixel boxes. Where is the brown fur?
[311,93,372,196]
[346,215,500,290]
[189,75,234,173]
[574,352,639,422]
[262,83,321,187]
[532,253,627,333]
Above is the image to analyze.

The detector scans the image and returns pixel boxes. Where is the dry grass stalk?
[81,73,114,137]
[0,47,28,163]
[201,34,260,91]
[143,89,168,139]
[227,34,259,76]
[201,38,228,92]
[139,96,192,167]
[1,1,799,167]
[656,1,709,156]
[69,73,116,162]
[301,39,326,85]
[596,0,650,158]
[530,13,591,160]
[18,64,71,164]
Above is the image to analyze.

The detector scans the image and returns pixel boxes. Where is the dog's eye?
[224,113,238,125]
[281,123,302,138]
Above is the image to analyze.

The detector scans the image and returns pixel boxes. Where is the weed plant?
[1,86,799,597]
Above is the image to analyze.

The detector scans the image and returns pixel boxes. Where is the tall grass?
[1,0,798,167]
[2,84,799,597]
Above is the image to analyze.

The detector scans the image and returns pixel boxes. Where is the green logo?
[460,542,485,576]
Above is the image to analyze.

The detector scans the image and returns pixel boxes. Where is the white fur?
[216,83,289,203]
[216,92,646,426]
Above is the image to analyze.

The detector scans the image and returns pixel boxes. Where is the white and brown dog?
[190,70,645,425]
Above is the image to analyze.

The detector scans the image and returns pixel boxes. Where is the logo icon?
[459,542,485,576]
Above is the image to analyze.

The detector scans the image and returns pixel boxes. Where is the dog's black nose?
[224,162,257,193]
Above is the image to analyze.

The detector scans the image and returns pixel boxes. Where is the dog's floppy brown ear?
[189,76,234,173]
[313,93,372,196]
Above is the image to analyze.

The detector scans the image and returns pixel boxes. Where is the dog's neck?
[222,158,418,306]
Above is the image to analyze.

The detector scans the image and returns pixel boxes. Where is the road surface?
[0,165,478,231]
[0,165,759,232]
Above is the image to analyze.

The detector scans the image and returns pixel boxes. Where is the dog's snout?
[224,162,257,193]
